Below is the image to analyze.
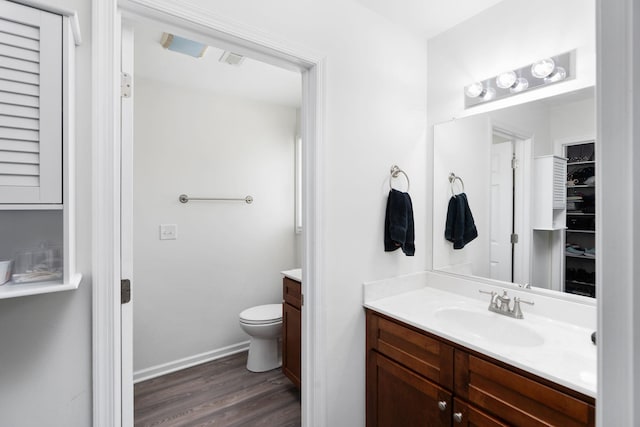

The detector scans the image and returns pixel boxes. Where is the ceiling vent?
[160,33,207,58]
[219,51,245,66]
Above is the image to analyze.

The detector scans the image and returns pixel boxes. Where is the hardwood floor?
[135,351,301,427]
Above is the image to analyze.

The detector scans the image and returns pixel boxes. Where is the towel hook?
[449,172,465,197]
[389,165,410,192]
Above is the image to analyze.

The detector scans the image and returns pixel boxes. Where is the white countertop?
[364,272,597,398]
[281,268,301,282]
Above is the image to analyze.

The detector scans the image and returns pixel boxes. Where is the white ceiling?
[134,1,506,106]
[354,0,506,39]
[134,20,302,108]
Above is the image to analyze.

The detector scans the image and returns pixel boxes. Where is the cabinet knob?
[453,412,463,423]
[437,401,447,411]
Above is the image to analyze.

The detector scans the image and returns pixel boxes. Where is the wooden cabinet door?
[282,301,301,388]
[452,398,509,427]
[366,310,454,390]
[367,351,451,427]
[455,351,595,427]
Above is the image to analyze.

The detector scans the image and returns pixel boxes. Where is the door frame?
[492,124,532,286]
[92,1,327,426]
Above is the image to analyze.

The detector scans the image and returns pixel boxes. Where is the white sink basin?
[435,307,545,347]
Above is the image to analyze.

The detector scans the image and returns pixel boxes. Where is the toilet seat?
[239,303,282,325]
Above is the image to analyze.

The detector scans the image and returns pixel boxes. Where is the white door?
[490,138,514,282]
[120,22,135,427]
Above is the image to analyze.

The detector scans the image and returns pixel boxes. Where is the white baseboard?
[133,341,250,384]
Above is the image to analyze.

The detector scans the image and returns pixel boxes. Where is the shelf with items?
[565,280,596,298]
[563,140,596,298]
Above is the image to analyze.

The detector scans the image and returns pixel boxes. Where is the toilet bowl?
[239,303,283,372]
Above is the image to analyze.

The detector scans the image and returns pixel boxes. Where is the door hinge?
[121,279,131,304]
[121,72,132,98]
[510,233,519,244]
[511,158,519,169]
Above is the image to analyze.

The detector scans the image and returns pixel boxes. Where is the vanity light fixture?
[465,82,496,100]
[465,50,574,108]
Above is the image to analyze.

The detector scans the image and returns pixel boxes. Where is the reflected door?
[490,138,514,282]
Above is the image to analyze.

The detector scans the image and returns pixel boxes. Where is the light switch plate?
[159,224,177,240]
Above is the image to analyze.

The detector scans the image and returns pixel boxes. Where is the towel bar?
[179,194,253,204]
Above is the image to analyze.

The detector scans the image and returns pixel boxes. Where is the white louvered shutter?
[0,0,62,204]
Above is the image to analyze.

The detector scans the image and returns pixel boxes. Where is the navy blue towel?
[444,192,478,250]
[384,189,415,256]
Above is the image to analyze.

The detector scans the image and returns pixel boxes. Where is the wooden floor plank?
[134,351,301,427]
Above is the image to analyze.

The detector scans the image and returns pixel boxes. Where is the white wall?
[550,97,596,147]
[133,77,299,372]
[0,0,93,426]
[168,1,429,425]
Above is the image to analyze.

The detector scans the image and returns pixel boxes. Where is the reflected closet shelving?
[564,141,596,298]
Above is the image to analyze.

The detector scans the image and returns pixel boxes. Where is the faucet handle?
[512,297,535,319]
[479,289,498,309]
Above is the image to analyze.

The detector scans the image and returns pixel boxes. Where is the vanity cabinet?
[366,310,595,427]
[282,277,301,388]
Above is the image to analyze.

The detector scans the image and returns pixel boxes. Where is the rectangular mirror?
[433,87,595,297]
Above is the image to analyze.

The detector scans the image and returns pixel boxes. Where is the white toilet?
[239,303,283,372]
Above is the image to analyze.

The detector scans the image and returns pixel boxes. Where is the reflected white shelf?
[0,273,82,299]
[0,204,63,211]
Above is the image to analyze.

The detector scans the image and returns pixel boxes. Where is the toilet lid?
[239,303,282,324]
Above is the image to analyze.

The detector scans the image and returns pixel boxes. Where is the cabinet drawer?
[366,311,454,390]
[453,398,509,427]
[455,351,595,427]
[367,351,451,427]
[283,277,302,308]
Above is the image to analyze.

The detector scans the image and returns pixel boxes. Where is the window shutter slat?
[0,127,38,141]
[0,90,39,107]
[0,55,39,73]
[0,43,39,62]
[0,138,38,152]
[0,67,39,85]
[0,103,38,118]
[0,79,39,96]
[0,162,38,175]
[0,17,39,40]
[0,150,38,164]
[0,174,39,186]
[0,114,39,130]
[0,31,39,51]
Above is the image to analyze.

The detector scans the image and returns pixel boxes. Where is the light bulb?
[496,71,517,89]
[465,82,484,98]
[544,66,567,83]
[531,58,556,78]
[509,77,529,93]
[482,87,496,100]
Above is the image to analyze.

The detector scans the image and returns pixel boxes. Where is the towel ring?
[389,165,410,192]
[449,173,465,197]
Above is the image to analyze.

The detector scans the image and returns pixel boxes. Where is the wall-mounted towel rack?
[389,165,410,191]
[448,172,465,197]
[179,194,254,204]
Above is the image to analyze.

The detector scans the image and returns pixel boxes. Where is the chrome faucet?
[479,289,534,319]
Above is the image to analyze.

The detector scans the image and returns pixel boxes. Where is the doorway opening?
[124,18,304,424]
